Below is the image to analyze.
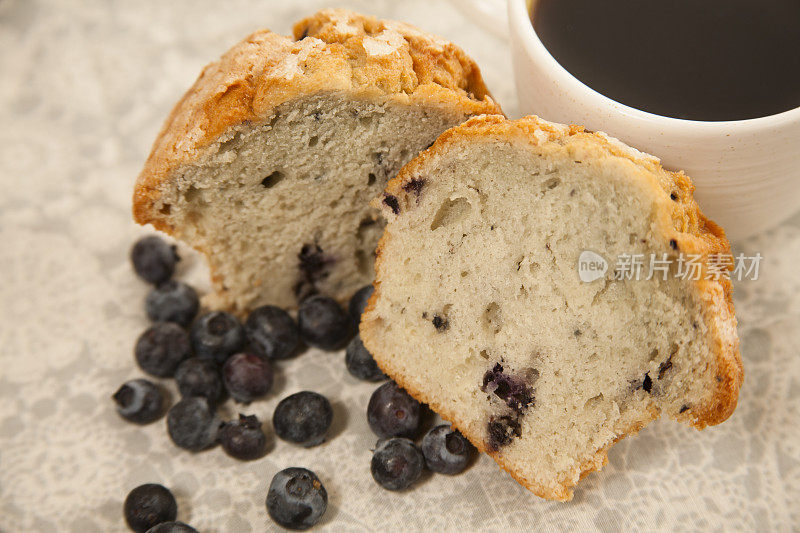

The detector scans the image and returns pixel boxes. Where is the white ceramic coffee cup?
[508,0,800,241]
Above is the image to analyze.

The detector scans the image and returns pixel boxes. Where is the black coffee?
[532,0,800,121]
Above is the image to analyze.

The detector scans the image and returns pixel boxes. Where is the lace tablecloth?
[1,1,798,531]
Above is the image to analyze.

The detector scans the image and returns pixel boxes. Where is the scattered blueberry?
[166,397,220,451]
[135,322,192,378]
[174,358,223,405]
[421,425,474,475]
[218,414,268,461]
[131,236,179,285]
[367,382,421,439]
[370,438,424,491]
[222,353,274,403]
[297,295,353,350]
[190,311,244,363]
[244,305,300,360]
[345,335,385,382]
[273,391,333,447]
[266,467,328,531]
[124,483,177,533]
[145,523,197,533]
[348,285,374,323]
[145,281,199,327]
[113,379,165,424]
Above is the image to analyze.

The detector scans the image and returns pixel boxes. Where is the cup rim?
[509,0,800,133]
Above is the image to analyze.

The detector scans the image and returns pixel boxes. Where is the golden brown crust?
[133,9,501,231]
[291,10,493,102]
[362,114,743,501]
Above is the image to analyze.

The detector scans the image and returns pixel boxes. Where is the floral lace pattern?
[0,0,797,531]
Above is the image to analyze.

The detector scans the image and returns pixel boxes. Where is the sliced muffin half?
[133,9,501,313]
[361,115,742,501]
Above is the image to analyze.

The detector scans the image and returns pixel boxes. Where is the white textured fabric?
[0,0,797,531]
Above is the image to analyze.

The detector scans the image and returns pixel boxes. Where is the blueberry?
[486,415,521,451]
[174,358,223,405]
[113,379,165,424]
[123,483,177,533]
[145,281,199,327]
[345,335,385,382]
[294,243,335,302]
[273,391,333,447]
[370,438,424,491]
[145,523,197,533]
[642,373,653,393]
[421,425,474,475]
[190,311,244,363]
[432,314,449,331]
[348,285,374,323]
[401,177,427,197]
[266,467,327,531]
[244,306,299,360]
[481,363,535,414]
[219,414,268,461]
[166,397,220,451]
[382,194,400,214]
[222,353,274,403]
[297,295,353,350]
[131,236,179,285]
[367,382,421,439]
[135,322,192,378]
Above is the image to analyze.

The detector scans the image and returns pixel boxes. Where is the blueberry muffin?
[360,115,742,501]
[133,9,501,314]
